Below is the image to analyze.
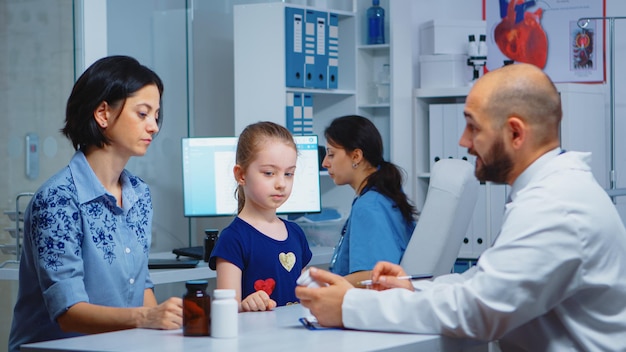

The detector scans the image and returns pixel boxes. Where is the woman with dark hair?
[323,115,417,286]
[9,56,182,352]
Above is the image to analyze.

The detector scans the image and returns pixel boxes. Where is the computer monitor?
[182,135,321,217]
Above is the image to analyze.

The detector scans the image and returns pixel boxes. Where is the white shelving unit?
[234,2,356,136]
[233,2,356,214]
[233,0,415,214]
[413,87,469,208]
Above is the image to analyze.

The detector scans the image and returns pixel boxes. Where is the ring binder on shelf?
[302,93,314,134]
[286,92,314,135]
[305,9,329,89]
[286,92,302,134]
[327,12,339,89]
[285,7,305,88]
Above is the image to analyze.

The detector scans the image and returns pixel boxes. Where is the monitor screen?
[182,135,321,217]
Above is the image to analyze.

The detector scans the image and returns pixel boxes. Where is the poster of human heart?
[485,0,605,82]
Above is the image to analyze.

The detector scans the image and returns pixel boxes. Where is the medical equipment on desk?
[292,207,343,247]
[1,192,34,268]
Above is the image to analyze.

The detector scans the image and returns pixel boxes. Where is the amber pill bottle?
[182,280,211,336]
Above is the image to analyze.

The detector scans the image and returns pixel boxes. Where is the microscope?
[467,34,487,85]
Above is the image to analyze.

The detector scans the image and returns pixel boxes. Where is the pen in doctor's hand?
[357,274,433,287]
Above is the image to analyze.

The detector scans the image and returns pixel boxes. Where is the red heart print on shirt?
[254,278,276,295]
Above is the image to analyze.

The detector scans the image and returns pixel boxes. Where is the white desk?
[0,246,334,284]
[21,304,488,352]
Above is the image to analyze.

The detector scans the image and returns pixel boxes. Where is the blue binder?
[305,10,328,89]
[314,10,328,89]
[286,92,304,134]
[327,13,339,89]
[294,92,304,134]
[285,7,305,88]
[286,92,313,135]
[294,92,303,124]
[302,93,314,134]
[286,92,296,132]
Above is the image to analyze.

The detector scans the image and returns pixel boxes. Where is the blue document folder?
[285,7,305,88]
[327,13,339,89]
[304,9,328,89]
[302,93,314,134]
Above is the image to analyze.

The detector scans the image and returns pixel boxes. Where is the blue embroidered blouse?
[9,151,154,351]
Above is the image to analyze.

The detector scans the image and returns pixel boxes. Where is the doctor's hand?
[370,261,414,291]
[295,267,353,328]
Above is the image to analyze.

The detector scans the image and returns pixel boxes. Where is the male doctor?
[296,63,626,351]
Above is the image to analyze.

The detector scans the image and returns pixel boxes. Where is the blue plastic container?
[366,0,385,44]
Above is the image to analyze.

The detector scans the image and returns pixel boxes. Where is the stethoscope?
[328,186,372,271]
[328,221,348,271]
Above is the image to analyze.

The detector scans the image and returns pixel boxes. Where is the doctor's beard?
[472,136,513,184]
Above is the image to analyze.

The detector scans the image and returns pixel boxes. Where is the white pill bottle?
[211,289,238,338]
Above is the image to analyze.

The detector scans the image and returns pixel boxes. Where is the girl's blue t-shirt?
[210,217,312,306]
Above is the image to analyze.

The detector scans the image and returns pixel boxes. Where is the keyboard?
[148,258,199,269]
[172,246,204,260]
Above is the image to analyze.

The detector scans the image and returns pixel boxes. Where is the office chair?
[400,158,479,278]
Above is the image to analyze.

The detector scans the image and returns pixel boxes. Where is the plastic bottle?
[296,268,320,318]
[211,289,238,338]
[203,229,218,262]
[376,63,390,103]
[296,268,321,288]
[182,280,211,336]
[367,0,385,45]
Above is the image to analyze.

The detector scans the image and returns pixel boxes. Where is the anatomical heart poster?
[485,0,605,82]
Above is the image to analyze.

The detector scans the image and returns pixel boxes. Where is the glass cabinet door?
[0,0,75,345]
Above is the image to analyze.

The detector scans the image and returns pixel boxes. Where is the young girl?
[209,122,312,312]
[323,115,417,286]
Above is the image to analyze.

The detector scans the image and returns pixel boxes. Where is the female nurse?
[323,115,417,286]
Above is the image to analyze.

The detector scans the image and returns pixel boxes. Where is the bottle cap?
[296,268,313,286]
[186,280,209,290]
[204,229,219,238]
[373,0,380,5]
[213,289,236,299]
[296,268,321,288]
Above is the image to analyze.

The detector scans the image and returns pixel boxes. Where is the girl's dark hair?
[62,55,164,150]
[324,115,417,223]
[235,121,297,214]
